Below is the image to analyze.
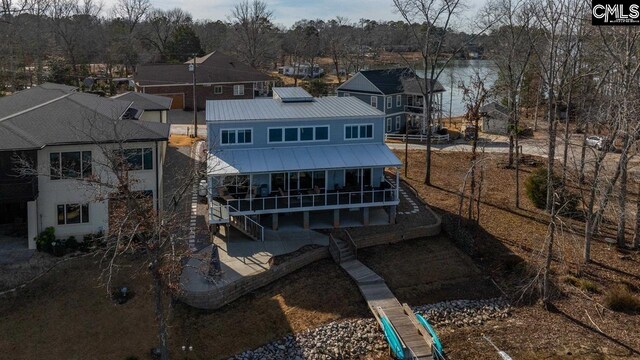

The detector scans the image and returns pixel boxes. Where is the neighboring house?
[134,51,275,110]
[112,91,173,123]
[277,64,325,78]
[480,101,511,135]
[336,68,445,134]
[0,83,170,249]
[206,87,402,240]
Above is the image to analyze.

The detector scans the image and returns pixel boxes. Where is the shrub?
[35,227,56,253]
[64,236,79,251]
[562,275,599,293]
[524,167,579,214]
[604,285,640,313]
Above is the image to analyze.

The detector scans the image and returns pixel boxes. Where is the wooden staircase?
[210,200,264,241]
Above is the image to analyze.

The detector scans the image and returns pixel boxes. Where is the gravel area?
[229,298,511,360]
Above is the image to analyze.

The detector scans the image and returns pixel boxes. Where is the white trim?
[213,85,223,94]
[395,116,401,130]
[386,96,392,109]
[386,118,392,132]
[336,72,385,95]
[137,80,270,88]
[370,96,378,108]
[396,94,402,107]
[267,125,330,144]
[220,128,253,146]
[344,123,374,140]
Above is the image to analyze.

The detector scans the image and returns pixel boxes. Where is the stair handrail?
[228,205,264,241]
[344,229,357,260]
[328,233,341,264]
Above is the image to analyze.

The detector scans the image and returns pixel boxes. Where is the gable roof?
[134,51,273,87]
[0,85,170,151]
[112,91,173,111]
[480,101,509,116]
[337,67,445,95]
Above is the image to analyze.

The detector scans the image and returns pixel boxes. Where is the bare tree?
[111,0,149,34]
[142,7,192,61]
[393,0,497,185]
[229,0,277,68]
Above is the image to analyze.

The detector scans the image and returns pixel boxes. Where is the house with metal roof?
[479,101,511,135]
[134,51,275,110]
[206,87,402,240]
[336,68,445,135]
[0,83,170,249]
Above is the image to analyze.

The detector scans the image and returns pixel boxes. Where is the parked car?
[585,136,607,150]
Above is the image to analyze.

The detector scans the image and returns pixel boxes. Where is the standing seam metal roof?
[206,96,385,122]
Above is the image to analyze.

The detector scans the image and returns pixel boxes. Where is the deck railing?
[385,133,449,143]
[222,182,397,214]
[229,205,264,242]
[344,229,357,260]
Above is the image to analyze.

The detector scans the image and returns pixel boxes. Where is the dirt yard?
[395,149,640,359]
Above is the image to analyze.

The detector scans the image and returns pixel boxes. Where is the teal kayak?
[381,315,405,359]
[416,314,444,357]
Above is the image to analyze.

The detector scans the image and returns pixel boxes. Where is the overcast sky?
[103,0,488,28]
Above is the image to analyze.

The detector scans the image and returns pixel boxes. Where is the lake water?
[417,60,498,117]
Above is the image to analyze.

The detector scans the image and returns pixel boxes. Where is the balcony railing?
[219,185,398,214]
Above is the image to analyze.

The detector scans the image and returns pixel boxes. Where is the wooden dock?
[341,259,434,359]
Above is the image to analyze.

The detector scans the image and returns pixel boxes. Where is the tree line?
[0,0,489,90]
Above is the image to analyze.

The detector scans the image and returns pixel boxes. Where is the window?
[386,118,392,132]
[269,128,282,142]
[233,85,245,96]
[345,124,374,140]
[284,128,298,141]
[214,86,223,94]
[370,96,377,108]
[221,129,252,145]
[343,92,350,97]
[114,148,153,170]
[50,151,92,180]
[396,95,402,107]
[57,203,89,225]
[395,116,401,130]
[268,126,329,143]
[386,96,392,109]
[315,126,329,140]
[300,127,314,141]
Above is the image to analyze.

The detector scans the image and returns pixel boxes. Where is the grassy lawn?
[0,257,368,360]
[359,235,499,305]
[395,150,640,359]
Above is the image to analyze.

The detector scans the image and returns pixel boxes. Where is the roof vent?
[272,87,314,103]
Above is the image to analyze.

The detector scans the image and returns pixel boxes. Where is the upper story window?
[50,151,92,180]
[221,129,252,145]
[119,148,153,170]
[233,85,245,96]
[386,96,392,109]
[370,96,377,108]
[268,126,330,143]
[396,95,402,107]
[345,124,373,140]
[214,86,223,94]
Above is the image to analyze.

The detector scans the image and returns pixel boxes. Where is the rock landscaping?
[229,298,511,360]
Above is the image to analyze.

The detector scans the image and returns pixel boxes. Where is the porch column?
[362,207,370,226]
[303,211,310,229]
[272,213,278,230]
[395,167,400,201]
[249,174,253,212]
[27,201,37,250]
[333,209,340,228]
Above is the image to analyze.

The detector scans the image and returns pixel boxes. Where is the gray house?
[336,68,445,134]
[206,87,402,240]
[480,101,511,135]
